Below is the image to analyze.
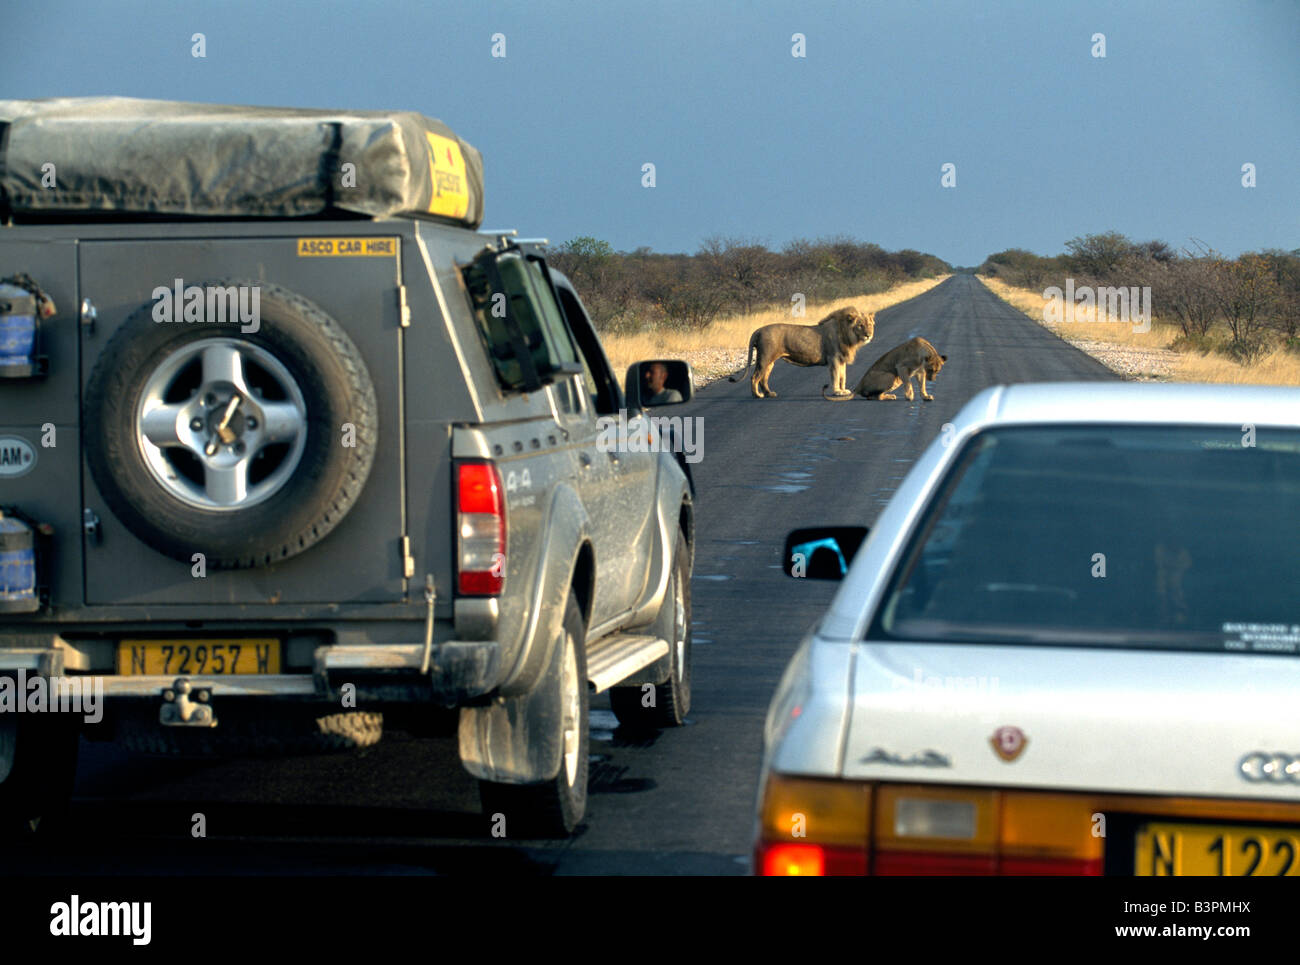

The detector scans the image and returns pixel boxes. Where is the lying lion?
[730,306,875,398]
[823,336,947,401]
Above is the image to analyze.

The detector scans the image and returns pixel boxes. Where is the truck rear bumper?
[0,640,501,704]
[0,647,62,673]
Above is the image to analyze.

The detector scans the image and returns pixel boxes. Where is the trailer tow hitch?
[159,677,217,727]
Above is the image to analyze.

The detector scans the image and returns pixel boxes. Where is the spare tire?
[115,707,384,757]
[84,279,377,568]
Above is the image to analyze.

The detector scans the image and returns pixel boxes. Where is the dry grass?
[980,275,1174,348]
[601,275,952,384]
[978,275,1300,385]
[1172,348,1300,385]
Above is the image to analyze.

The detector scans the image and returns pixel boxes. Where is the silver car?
[755,382,1300,876]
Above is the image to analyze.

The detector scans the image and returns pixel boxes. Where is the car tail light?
[872,851,998,875]
[456,461,505,595]
[756,775,870,876]
[758,843,825,876]
[995,790,1105,875]
[756,842,868,876]
[755,776,1105,875]
[872,785,1000,874]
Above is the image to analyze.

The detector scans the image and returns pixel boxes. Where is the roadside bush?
[1211,253,1279,356]
[1260,249,1300,340]
[656,283,727,331]
[1147,256,1220,337]
[1063,232,1132,276]
[1168,333,1216,355]
[1222,336,1271,365]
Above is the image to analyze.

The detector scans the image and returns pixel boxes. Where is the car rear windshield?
[872,424,1300,654]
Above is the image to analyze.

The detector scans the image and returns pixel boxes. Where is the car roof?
[957,382,1300,431]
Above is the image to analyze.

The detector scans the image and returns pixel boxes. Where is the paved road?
[1,274,1116,876]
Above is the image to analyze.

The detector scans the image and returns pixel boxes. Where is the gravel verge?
[1042,331,1178,382]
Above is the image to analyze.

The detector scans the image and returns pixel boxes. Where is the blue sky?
[4,0,1296,265]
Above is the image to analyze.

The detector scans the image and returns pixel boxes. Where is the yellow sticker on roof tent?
[296,237,398,257]
[425,131,470,219]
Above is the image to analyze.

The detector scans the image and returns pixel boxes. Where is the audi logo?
[1238,753,1300,783]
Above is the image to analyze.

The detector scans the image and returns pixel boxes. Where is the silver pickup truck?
[0,97,695,837]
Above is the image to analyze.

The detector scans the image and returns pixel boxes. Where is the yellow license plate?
[117,639,281,676]
[1135,821,1300,876]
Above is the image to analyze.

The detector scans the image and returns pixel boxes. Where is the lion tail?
[822,383,855,402]
[729,332,759,382]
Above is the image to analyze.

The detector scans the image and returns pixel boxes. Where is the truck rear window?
[462,253,578,391]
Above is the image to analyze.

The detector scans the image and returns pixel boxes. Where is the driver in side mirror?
[643,361,682,405]
[626,359,693,408]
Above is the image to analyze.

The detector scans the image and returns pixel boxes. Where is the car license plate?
[117,639,281,676]
[1134,821,1300,876]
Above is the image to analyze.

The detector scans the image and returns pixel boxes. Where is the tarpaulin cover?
[0,97,485,226]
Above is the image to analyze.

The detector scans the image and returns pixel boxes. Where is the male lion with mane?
[823,335,947,401]
[729,306,875,399]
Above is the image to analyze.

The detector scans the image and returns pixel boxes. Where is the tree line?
[547,235,951,334]
[979,232,1300,363]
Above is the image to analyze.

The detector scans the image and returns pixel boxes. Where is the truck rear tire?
[83,280,378,568]
[477,591,589,837]
[609,534,692,728]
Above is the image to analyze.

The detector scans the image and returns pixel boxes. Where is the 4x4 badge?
[991,726,1028,762]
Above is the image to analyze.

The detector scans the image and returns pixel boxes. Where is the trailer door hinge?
[398,284,410,328]
[400,535,415,579]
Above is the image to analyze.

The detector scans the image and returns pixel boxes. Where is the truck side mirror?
[626,359,693,409]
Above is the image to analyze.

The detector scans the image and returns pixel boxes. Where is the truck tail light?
[456,461,505,595]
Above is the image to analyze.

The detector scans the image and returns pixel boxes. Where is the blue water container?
[0,281,43,378]
[0,510,39,612]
